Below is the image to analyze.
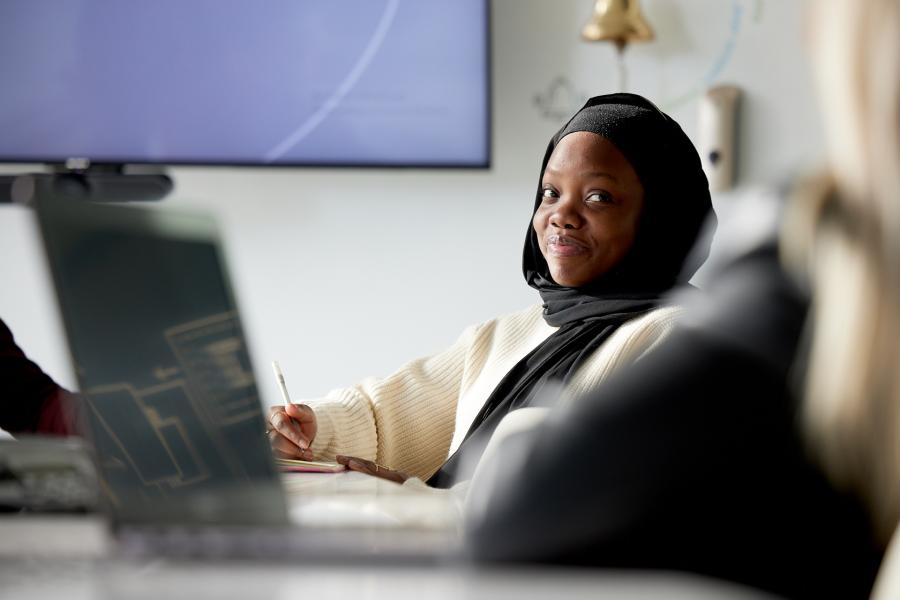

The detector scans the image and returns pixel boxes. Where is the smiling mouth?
[547,234,588,257]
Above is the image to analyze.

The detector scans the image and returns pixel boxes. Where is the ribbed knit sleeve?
[304,305,556,481]
[304,322,483,481]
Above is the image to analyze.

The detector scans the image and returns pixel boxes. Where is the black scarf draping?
[428,94,714,488]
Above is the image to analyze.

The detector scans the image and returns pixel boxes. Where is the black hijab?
[428,93,714,488]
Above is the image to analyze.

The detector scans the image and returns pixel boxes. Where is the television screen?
[0,0,490,168]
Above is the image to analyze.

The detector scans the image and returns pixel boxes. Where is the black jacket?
[0,318,75,435]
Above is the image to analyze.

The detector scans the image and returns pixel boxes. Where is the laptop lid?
[35,197,289,528]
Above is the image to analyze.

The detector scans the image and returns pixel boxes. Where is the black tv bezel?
[0,1,492,171]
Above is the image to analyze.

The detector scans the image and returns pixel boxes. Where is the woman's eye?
[541,188,559,200]
[586,192,612,204]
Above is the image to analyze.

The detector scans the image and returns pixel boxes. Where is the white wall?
[0,0,819,409]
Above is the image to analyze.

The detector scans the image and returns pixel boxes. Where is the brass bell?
[581,0,655,51]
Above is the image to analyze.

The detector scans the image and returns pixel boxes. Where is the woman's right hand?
[267,403,317,460]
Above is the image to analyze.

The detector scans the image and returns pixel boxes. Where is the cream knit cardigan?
[305,303,681,481]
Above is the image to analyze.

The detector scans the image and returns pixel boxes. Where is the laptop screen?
[36,198,288,527]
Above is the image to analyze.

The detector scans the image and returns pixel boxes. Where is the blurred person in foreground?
[464,0,900,598]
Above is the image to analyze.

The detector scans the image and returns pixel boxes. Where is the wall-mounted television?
[0,0,491,168]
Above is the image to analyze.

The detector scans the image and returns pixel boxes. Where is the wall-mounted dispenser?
[698,85,742,192]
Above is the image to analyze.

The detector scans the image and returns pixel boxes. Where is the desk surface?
[0,470,463,564]
[0,558,778,600]
[283,470,462,531]
[0,471,778,600]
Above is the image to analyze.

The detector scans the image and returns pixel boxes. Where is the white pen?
[272,360,294,406]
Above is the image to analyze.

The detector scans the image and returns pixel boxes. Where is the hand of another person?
[336,455,410,484]
[267,403,317,460]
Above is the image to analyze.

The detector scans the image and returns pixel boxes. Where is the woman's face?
[533,131,645,287]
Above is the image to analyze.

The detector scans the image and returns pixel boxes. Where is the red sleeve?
[0,318,78,436]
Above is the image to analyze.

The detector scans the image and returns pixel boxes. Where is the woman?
[464,1,896,598]
[267,93,714,487]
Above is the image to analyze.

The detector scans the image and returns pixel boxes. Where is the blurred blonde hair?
[782,0,900,544]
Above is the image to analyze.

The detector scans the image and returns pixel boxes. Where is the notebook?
[34,197,459,561]
[275,457,346,473]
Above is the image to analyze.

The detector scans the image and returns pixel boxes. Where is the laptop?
[34,196,459,561]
